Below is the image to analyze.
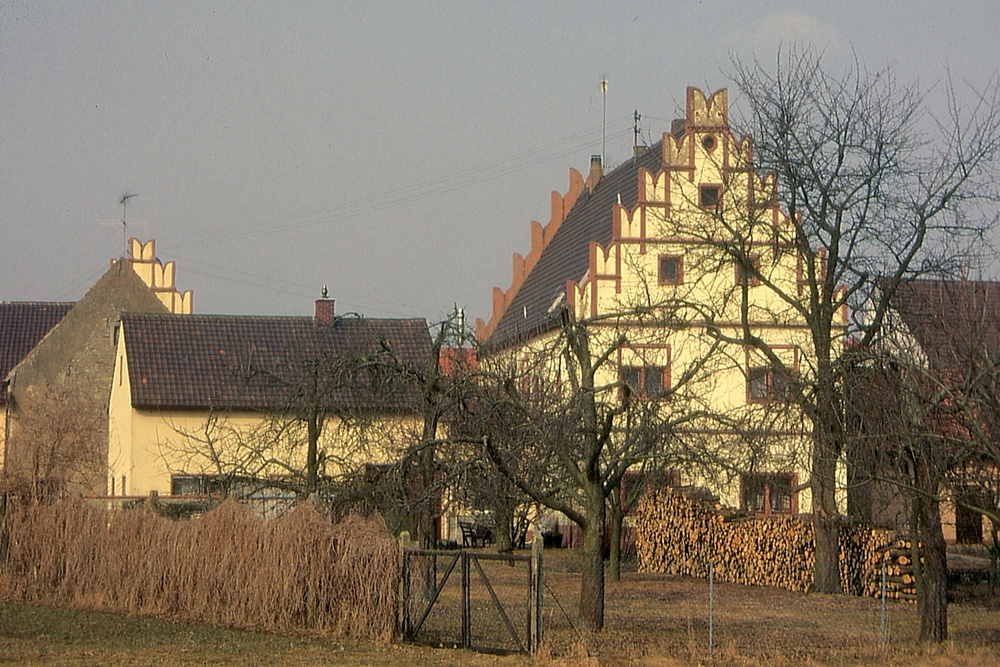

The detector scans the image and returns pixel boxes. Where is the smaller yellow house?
[108,298,432,498]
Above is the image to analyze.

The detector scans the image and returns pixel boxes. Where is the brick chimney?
[586,154,603,194]
[315,285,335,324]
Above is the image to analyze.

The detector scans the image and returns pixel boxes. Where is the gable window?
[747,365,794,403]
[621,365,669,400]
[741,473,797,515]
[735,256,761,286]
[699,185,721,208]
[658,255,683,285]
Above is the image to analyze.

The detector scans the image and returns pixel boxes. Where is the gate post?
[398,531,412,639]
[461,550,471,649]
[529,534,544,654]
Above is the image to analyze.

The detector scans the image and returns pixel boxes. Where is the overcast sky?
[2,2,998,325]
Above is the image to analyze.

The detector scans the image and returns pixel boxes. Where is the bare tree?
[844,350,958,641]
[3,384,105,501]
[714,47,1000,596]
[476,305,718,632]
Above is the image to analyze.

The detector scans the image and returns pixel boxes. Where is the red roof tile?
[121,313,432,411]
[0,302,74,400]
[890,279,1000,371]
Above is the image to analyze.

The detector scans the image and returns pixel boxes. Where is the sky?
[2,1,999,326]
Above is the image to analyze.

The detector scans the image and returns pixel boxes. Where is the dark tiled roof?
[890,279,1000,370]
[122,313,433,411]
[488,143,664,348]
[0,302,74,400]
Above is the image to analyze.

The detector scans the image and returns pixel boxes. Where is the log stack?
[636,485,911,600]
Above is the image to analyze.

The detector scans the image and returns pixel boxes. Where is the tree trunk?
[579,515,606,632]
[811,376,843,594]
[811,436,842,593]
[494,501,515,553]
[417,444,437,550]
[912,454,948,642]
[305,410,321,497]
[609,485,624,581]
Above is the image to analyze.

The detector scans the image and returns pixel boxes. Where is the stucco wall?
[109,331,422,496]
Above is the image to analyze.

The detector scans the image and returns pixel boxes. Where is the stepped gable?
[481,143,664,348]
[121,313,432,411]
[120,238,194,314]
[0,302,73,400]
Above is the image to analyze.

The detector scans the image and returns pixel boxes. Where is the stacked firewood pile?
[636,486,912,599]
[874,541,919,602]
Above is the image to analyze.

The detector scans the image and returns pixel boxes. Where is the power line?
[157,118,634,250]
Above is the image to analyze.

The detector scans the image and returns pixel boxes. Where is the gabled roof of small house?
[120,312,433,412]
[890,279,1000,370]
[486,143,663,349]
[0,302,73,400]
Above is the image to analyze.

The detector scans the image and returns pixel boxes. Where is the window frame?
[657,254,684,286]
[746,365,796,404]
[699,184,722,208]
[620,364,671,401]
[745,347,798,404]
[740,472,798,515]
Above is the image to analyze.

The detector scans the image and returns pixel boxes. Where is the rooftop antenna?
[633,109,642,154]
[601,78,609,166]
[120,193,138,257]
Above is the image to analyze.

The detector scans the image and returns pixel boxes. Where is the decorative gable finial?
[687,87,728,129]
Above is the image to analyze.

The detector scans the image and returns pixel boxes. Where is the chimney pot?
[587,154,603,193]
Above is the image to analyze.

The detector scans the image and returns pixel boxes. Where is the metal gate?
[399,539,542,655]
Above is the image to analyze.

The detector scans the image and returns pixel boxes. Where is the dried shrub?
[0,497,398,640]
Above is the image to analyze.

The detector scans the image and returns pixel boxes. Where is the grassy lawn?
[2,549,999,666]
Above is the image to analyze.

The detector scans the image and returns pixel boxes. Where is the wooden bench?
[459,520,493,548]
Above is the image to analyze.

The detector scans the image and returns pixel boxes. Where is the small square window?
[700,185,721,207]
[658,255,683,285]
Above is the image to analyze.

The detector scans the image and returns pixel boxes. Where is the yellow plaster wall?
[109,331,421,496]
[108,331,132,493]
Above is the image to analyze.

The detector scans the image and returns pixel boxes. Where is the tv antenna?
[120,193,138,256]
[601,78,608,166]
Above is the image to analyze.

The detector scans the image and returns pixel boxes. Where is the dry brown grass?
[2,503,998,665]
[0,497,397,640]
[1,547,999,665]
